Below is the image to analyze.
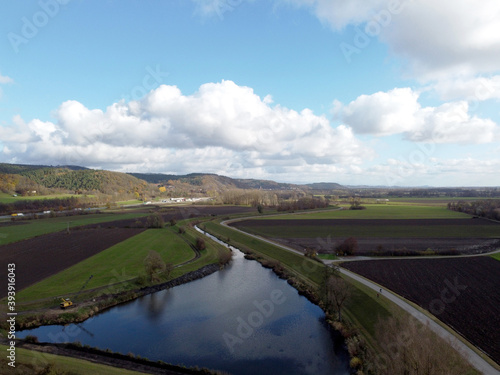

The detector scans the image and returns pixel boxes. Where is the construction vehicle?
[60,298,73,309]
[59,275,93,309]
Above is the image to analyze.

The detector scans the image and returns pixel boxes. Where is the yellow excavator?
[60,275,93,309]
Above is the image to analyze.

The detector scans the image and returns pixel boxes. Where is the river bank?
[11,263,222,331]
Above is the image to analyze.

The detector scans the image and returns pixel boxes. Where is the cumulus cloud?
[289,0,500,79]
[0,80,371,178]
[335,88,500,144]
[432,75,500,102]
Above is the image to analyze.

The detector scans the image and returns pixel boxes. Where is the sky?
[0,0,499,187]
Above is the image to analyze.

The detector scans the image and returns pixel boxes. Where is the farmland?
[0,226,145,299]
[229,205,500,255]
[0,212,150,245]
[341,256,500,365]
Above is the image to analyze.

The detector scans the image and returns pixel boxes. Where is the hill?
[128,172,311,191]
[0,163,147,198]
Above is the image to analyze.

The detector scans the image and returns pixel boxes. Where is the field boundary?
[339,266,500,373]
[218,214,499,374]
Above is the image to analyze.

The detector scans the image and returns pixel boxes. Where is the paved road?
[219,215,500,375]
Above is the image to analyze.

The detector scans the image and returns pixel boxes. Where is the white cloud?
[432,75,500,102]
[283,0,387,30]
[369,157,500,186]
[0,73,13,84]
[289,0,500,80]
[336,87,500,144]
[0,80,372,178]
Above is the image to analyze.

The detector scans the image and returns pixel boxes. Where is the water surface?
[19,235,349,375]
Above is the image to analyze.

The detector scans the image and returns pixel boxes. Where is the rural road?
[339,268,500,375]
[218,215,500,375]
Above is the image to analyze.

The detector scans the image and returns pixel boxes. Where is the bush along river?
[18,229,350,375]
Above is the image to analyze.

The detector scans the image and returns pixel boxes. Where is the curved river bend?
[19,230,349,375]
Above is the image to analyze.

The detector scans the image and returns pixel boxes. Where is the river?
[18,229,350,375]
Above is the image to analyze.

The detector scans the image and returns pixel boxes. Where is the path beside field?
[220,216,500,375]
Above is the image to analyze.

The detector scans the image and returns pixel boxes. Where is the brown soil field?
[231,218,500,255]
[342,257,500,364]
[233,218,498,227]
[0,206,253,299]
[0,227,145,298]
[275,237,500,255]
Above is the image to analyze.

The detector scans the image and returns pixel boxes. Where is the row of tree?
[276,197,330,211]
[448,199,500,220]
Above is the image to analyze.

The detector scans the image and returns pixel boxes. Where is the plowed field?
[0,227,144,298]
[342,257,500,364]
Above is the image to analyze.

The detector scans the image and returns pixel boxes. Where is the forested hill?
[0,163,147,196]
[128,172,301,191]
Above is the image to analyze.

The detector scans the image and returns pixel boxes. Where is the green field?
[491,252,500,261]
[0,212,149,245]
[0,345,145,375]
[261,204,472,220]
[16,229,197,302]
[233,222,500,239]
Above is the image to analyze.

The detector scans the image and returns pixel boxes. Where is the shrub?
[146,213,164,228]
[196,237,206,251]
[335,237,358,256]
[24,335,39,343]
[350,357,362,369]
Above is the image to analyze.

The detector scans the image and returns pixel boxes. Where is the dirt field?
[274,237,500,255]
[341,256,500,364]
[0,227,145,298]
[0,205,254,299]
[231,218,500,255]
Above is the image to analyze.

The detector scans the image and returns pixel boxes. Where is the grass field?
[0,345,144,375]
[261,204,472,220]
[232,221,500,239]
[491,252,500,261]
[0,212,149,245]
[16,229,196,302]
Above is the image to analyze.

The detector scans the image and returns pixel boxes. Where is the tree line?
[448,199,500,220]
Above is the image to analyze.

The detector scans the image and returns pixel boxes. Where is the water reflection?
[19,235,349,375]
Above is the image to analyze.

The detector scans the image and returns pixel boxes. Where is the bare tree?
[373,316,476,375]
[217,247,232,268]
[144,250,166,282]
[325,275,351,321]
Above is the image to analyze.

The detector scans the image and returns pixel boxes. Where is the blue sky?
[1,0,499,186]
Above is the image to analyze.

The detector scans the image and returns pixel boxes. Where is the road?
[218,214,500,375]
